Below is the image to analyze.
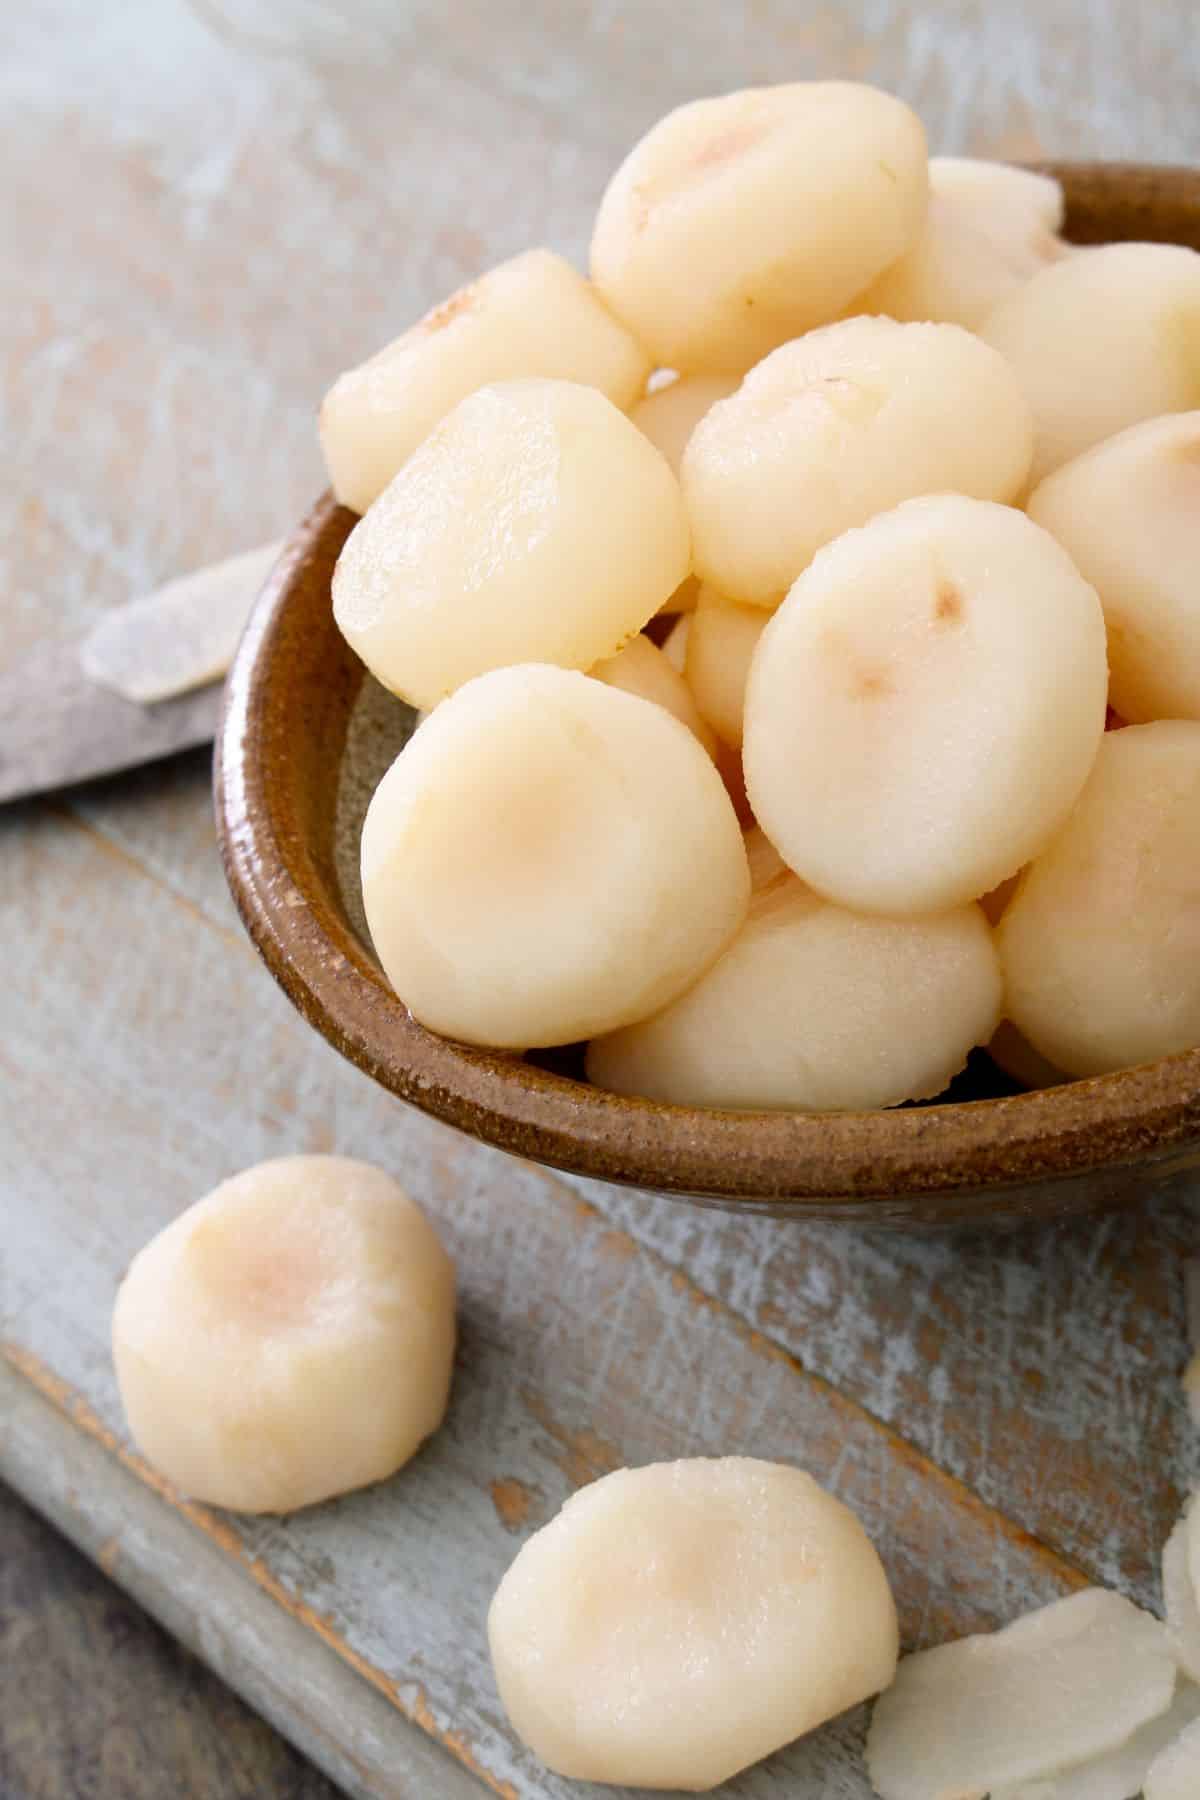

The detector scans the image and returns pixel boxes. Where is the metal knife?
[0,541,282,805]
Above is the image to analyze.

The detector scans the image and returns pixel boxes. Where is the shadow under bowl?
[216,161,1200,1226]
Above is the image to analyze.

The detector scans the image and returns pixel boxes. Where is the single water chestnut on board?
[112,1157,455,1514]
[488,1457,898,1790]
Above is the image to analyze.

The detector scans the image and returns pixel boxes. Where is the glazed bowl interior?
[216,162,1200,1226]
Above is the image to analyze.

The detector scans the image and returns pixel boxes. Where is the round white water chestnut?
[587,877,1000,1110]
[590,82,927,373]
[333,379,690,710]
[629,371,722,615]
[591,632,717,757]
[360,664,749,1048]
[851,157,1066,330]
[997,721,1200,1076]
[630,372,741,472]
[743,496,1108,916]
[682,318,1032,605]
[1027,412,1200,722]
[488,1457,898,1790]
[981,240,1200,485]
[684,586,767,746]
[320,249,651,513]
[112,1156,455,1514]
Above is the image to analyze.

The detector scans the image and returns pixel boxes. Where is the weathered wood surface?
[2,1,1200,1795]
[0,1469,340,1800]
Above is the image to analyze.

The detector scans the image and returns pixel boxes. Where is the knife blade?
[0,541,282,805]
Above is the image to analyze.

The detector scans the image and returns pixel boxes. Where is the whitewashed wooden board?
[3,2,1200,1794]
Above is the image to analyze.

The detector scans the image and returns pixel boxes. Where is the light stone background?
[2,1,1200,1795]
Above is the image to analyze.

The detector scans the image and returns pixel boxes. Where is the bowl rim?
[216,160,1200,1217]
[217,494,1200,1215]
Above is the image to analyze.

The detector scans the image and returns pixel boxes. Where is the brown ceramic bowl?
[216,162,1200,1226]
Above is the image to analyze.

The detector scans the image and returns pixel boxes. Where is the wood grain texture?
[0,1474,339,1800]
[3,1,1200,1795]
[0,1368,476,1800]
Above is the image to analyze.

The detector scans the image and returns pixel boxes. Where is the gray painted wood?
[3,2,1200,1796]
[0,1370,472,1800]
[0,1466,341,1800]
